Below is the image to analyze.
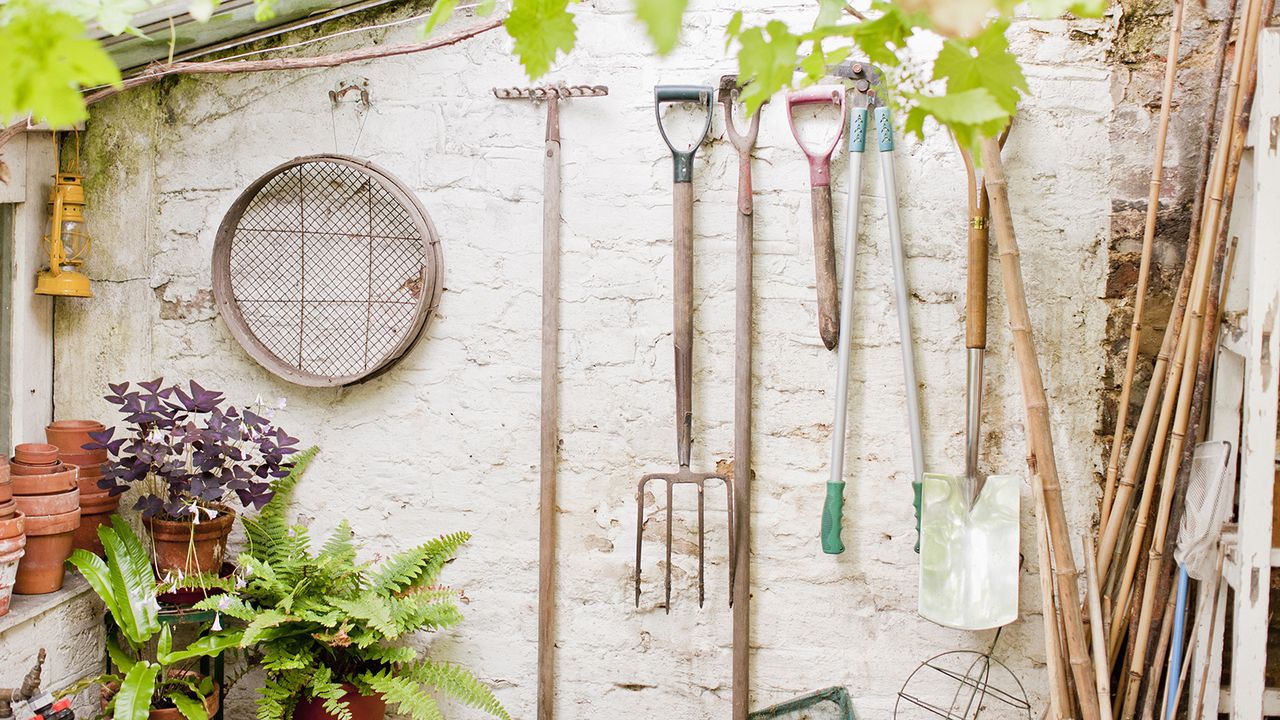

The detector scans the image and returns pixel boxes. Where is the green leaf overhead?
[505,0,578,78]
[932,19,1025,114]
[635,0,689,53]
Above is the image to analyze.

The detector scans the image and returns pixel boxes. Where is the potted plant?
[198,448,509,720]
[66,517,243,720]
[85,379,299,575]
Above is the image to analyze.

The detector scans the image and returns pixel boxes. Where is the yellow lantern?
[35,172,92,298]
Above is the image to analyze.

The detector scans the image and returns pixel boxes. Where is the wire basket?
[212,155,442,386]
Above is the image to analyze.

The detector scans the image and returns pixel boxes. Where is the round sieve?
[212,154,442,387]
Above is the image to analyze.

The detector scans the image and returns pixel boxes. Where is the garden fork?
[635,85,733,613]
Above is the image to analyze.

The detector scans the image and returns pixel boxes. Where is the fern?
[225,446,506,720]
[370,531,470,596]
[359,671,444,720]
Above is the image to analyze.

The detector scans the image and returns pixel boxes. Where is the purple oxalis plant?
[85,379,300,520]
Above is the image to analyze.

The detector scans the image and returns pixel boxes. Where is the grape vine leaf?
[506,0,578,78]
[933,19,1025,113]
[635,0,689,54]
[733,20,802,114]
[0,1,121,127]
[423,0,458,36]
[1027,0,1107,18]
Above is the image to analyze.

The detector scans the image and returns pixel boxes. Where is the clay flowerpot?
[14,444,59,465]
[0,533,26,556]
[0,508,20,534]
[145,504,236,576]
[58,451,107,469]
[294,684,386,720]
[45,420,105,456]
[0,545,26,616]
[11,465,77,496]
[78,473,107,495]
[73,491,121,557]
[14,487,80,517]
[0,478,10,505]
[15,508,79,595]
[10,459,66,477]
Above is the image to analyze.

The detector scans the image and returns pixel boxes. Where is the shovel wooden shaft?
[966,210,989,350]
[732,154,752,720]
[674,181,695,465]
[811,187,840,350]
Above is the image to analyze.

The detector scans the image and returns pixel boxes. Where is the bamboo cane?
[1101,0,1188,529]
[983,135,1101,720]
[1190,546,1227,720]
[1040,482,1070,720]
[1137,11,1267,707]
[1118,3,1264,716]
[1138,593,1178,720]
[1096,0,1237,584]
[1084,536,1114,720]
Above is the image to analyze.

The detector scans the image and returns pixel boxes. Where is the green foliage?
[67,518,238,719]
[215,447,508,720]
[634,0,688,54]
[504,0,577,79]
[0,0,120,127]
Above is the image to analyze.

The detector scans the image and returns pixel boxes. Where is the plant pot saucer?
[157,562,236,607]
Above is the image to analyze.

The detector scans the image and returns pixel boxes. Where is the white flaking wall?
[52,1,1114,717]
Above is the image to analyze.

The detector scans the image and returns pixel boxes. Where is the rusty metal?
[492,84,608,101]
[211,155,442,387]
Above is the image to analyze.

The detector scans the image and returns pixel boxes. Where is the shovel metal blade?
[918,472,1020,630]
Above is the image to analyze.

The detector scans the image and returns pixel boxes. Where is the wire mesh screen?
[213,155,442,387]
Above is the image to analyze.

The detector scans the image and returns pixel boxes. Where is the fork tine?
[635,477,647,607]
[697,482,705,608]
[665,480,674,614]
[726,476,735,607]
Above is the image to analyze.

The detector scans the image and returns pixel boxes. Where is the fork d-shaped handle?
[655,85,714,184]
[785,85,847,186]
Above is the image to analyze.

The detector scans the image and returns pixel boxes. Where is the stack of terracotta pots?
[0,459,26,615]
[46,420,117,557]
[11,443,80,594]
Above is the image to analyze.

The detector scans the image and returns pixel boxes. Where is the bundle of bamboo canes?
[983,0,1269,717]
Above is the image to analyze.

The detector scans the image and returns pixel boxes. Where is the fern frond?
[191,594,256,622]
[319,521,357,567]
[359,671,444,720]
[361,644,418,665]
[370,532,470,596]
[404,660,510,720]
[243,446,319,564]
[331,594,397,637]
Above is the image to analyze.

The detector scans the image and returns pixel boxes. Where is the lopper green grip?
[821,481,846,554]
[912,477,922,554]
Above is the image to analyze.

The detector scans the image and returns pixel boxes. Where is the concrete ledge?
[0,572,104,717]
[0,573,93,634]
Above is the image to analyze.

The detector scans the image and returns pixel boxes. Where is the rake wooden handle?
[812,187,840,350]
[966,193,990,350]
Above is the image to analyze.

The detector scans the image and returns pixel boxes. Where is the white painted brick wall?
[52,2,1114,717]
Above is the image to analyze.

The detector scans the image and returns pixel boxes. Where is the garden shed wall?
[50,0,1137,716]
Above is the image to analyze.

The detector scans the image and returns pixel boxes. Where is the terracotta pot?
[58,451,107,468]
[0,546,25,616]
[0,533,26,555]
[145,504,235,576]
[15,509,78,594]
[0,509,21,537]
[79,474,108,495]
[0,479,10,505]
[0,459,8,483]
[14,488,79,517]
[14,444,59,465]
[45,420,105,455]
[11,466,77,496]
[10,459,66,477]
[294,684,386,720]
[73,493,120,557]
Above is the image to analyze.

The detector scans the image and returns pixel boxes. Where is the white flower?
[276,397,287,410]
[211,613,222,632]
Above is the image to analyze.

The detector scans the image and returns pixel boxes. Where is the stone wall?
[55,1,1123,717]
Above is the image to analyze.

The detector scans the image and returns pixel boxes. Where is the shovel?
[917,136,1020,631]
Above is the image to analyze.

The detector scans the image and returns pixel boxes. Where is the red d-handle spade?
[786,86,847,350]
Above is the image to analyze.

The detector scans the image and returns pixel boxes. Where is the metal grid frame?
[212,154,442,387]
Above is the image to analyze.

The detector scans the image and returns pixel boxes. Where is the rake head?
[492,84,609,100]
[635,467,733,613]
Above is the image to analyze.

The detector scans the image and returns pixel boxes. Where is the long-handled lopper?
[492,82,609,720]
[719,74,760,720]
[918,129,1020,631]
[820,64,877,555]
[635,85,733,613]
[786,85,848,350]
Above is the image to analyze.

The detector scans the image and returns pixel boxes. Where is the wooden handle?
[674,182,695,466]
[811,186,840,350]
[966,188,990,350]
[537,128,560,720]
